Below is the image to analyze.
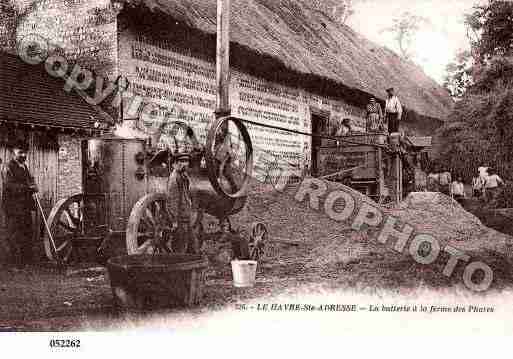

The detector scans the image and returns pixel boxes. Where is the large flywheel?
[205,116,253,200]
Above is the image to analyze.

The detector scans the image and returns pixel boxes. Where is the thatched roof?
[120,0,453,120]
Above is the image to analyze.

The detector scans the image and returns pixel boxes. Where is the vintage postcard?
[0,0,512,355]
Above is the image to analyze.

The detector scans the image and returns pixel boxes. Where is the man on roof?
[385,87,403,134]
[365,97,384,133]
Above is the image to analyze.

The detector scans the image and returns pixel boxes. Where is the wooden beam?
[377,147,384,198]
[215,0,231,117]
[395,154,402,203]
[270,237,303,246]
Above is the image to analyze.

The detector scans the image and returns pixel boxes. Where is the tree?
[443,50,474,98]
[434,1,513,205]
[437,56,513,205]
[465,0,513,62]
[381,11,429,60]
[444,1,513,98]
[310,0,355,25]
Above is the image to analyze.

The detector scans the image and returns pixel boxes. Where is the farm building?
[0,0,455,212]
[0,52,109,261]
[1,0,453,175]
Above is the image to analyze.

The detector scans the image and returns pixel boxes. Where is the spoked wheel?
[44,194,84,264]
[248,222,268,260]
[126,193,185,255]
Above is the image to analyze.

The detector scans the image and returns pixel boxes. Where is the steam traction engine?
[43,117,268,265]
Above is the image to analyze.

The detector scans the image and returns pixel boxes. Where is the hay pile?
[391,192,483,242]
[234,180,396,270]
[387,192,511,254]
[232,181,513,290]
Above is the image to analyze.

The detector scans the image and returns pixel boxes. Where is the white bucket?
[231,260,258,288]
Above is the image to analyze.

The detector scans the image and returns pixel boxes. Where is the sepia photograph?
[0,0,512,355]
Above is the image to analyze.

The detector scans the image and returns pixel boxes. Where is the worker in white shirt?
[484,168,504,207]
[478,166,489,182]
[438,168,452,195]
[450,176,466,204]
[385,87,403,134]
[475,166,489,199]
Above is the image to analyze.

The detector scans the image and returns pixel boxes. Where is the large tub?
[107,254,209,310]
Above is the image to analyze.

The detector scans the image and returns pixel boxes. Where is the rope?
[239,119,388,149]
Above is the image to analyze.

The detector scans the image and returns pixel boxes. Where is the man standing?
[484,168,504,208]
[335,118,352,136]
[439,168,452,196]
[2,142,38,269]
[451,176,466,204]
[385,87,403,133]
[477,166,489,200]
[427,164,440,192]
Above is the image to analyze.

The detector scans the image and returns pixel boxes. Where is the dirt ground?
[1,183,513,331]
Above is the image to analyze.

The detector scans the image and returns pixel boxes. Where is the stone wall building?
[0,0,454,197]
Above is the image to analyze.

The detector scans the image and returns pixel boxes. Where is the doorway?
[310,112,328,177]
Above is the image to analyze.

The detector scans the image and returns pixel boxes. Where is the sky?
[347,0,485,84]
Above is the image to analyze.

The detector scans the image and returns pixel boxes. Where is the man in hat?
[385,87,403,133]
[2,141,38,269]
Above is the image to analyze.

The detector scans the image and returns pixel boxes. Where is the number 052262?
[49,339,81,348]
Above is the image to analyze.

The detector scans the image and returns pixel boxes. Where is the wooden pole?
[377,147,384,198]
[216,0,231,117]
[396,154,402,202]
[33,193,58,258]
